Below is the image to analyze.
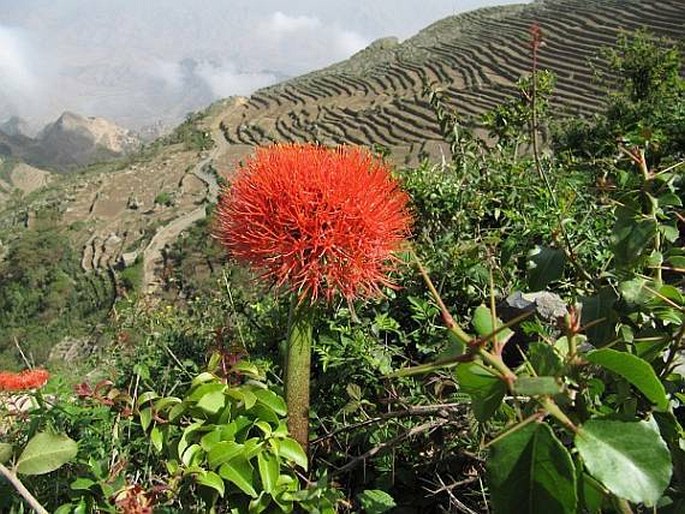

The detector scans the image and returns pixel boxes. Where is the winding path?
[141,128,225,295]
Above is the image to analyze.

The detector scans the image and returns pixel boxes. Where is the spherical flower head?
[0,368,50,392]
[214,144,412,303]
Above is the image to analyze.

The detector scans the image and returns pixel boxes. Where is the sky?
[0,0,527,133]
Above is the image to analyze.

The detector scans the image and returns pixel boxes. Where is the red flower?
[214,144,412,303]
[0,369,50,392]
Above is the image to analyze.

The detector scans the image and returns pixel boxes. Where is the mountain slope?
[1,0,683,286]
[215,0,684,163]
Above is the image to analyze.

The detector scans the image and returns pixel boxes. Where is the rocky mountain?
[0,112,141,172]
[0,117,30,138]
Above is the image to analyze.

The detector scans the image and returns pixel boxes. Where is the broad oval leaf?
[527,246,566,291]
[139,407,152,432]
[575,419,672,506]
[208,441,244,469]
[150,426,164,453]
[135,391,159,407]
[219,456,257,498]
[489,422,577,514]
[278,438,307,470]
[455,362,506,422]
[70,478,96,491]
[253,388,287,416]
[197,389,226,415]
[257,451,279,494]
[513,376,562,396]
[586,349,668,410]
[472,305,513,344]
[196,470,225,498]
[16,432,78,475]
[357,489,396,514]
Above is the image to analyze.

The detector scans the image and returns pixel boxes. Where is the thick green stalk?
[285,301,314,453]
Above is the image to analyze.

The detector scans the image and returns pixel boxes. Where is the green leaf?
[575,419,672,506]
[16,433,78,475]
[232,361,262,379]
[248,491,272,513]
[253,388,287,416]
[513,377,562,396]
[0,443,12,464]
[278,438,307,470]
[581,287,618,345]
[135,391,159,407]
[357,489,396,514]
[189,382,224,402]
[139,407,152,432]
[586,349,668,410]
[472,305,513,343]
[178,422,203,460]
[455,363,506,422]
[228,388,257,410]
[257,451,279,494]
[489,422,577,514]
[196,470,225,498]
[154,396,182,412]
[620,278,653,306]
[219,456,257,498]
[200,429,223,452]
[182,443,203,467]
[197,389,226,415]
[611,208,656,266]
[70,478,96,491]
[527,246,566,291]
[150,426,164,453]
[660,224,679,243]
[168,402,186,422]
[579,473,605,514]
[528,342,563,376]
[208,441,245,469]
[191,371,217,386]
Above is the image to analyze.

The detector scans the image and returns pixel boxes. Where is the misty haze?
[0,0,525,134]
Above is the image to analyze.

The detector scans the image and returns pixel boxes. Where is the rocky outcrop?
[31,112,141,170]
[0,112,141,172]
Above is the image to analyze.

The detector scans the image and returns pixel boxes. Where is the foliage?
[1,29,683,514]
[394,30,685,513]
[166,111,215,152]
[0,227,114,368]
[154,191,174,207]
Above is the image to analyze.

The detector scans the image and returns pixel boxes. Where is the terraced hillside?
[216,0,685,164]
[2,0,683,298]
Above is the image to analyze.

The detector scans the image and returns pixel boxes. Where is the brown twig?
[431,474,481,514]
[0,463,49,514]
[311,403,465,446]
[331,419,449,478]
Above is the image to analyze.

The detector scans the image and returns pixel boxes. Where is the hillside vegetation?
[0,1,684,512]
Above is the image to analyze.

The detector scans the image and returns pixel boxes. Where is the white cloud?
[334,30,369,56]
[151,60,184,90]
[255,11,370,73]
[0,0,532,130]
[196,61,278,97]
[0,25,37,100]
[268,11,321,34]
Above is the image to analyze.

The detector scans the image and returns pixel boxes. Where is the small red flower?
[0,369,50,392]
[214,144,412,303]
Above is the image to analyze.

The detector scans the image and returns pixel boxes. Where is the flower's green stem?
[285,300,314,453]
